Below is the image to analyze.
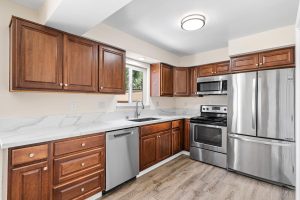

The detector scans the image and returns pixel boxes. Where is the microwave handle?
[220,80,223,92]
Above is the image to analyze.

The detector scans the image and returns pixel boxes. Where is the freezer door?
[228,134,295,186]
[228,72,257,136]
[257,68,295,141]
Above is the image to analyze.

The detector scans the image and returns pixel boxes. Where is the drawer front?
[11,144,48,166]
[54,148,104,185]
[140,122,171,137]
[54,171,104,200]
[172,120,182,129]
[54,134,104,156]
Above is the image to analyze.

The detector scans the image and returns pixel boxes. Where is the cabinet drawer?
[54,134,104,156]
[140,122,171,137]
[54,171,104,200]
[11,144,48,166]
[54,148,104,185]
[172,120,182,129]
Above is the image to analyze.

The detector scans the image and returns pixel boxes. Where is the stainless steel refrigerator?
[227,68,295,187]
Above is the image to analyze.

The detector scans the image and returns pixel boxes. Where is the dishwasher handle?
[114,132,132,138]
[107,127,139,140]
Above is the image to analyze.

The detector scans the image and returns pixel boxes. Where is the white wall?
[228,25,295,56]
[179,47,229,67]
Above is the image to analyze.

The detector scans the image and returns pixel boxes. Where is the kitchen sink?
[128,117,160,122]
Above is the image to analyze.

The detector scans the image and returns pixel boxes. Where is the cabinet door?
[63,35,98,92]
[172,128,181,155]
[160,64,173,96]
[198,64,216,77]
[184,119,190,151]
[11,18,63,90]
[231,54,259,72]
[190,67,198,96]
[157,130,172,161]
[10,161,49,200]
[215,61,230,75]
[173,67,190,96]
[99,46,125,94]
[259,47,295,69]
[140,134,157,170]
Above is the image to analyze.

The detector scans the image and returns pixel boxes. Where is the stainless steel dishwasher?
[106,127,139,191]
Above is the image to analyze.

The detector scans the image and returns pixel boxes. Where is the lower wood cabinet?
[171,120,183,155]
[140,134,157,170]
[157,130,172,161]
[184,119,190,151]
[10,161,50,200]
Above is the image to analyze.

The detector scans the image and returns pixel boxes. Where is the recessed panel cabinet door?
[11,18,63,90]
[173,67,190,96]
[10,162,49,200]
[99,46,125,94]
[172,128,181,154]
[140,134,157,170]
[63,35,98,92]
[160,64,173,96]
[157,130,172,161]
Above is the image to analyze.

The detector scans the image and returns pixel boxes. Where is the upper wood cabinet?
[63,35,98,92]
[10,17,126,94]
[198,61,230,77]
[190,67,198,96]
[99,45,126,94]
[150,63,173,97]
[259,47,294,69]
[173,67,190,96]
[230,47,295,73]
[10,17,63,91]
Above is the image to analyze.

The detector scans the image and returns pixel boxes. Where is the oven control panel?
[201,105,227,113]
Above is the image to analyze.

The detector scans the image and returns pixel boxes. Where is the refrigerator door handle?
[252,77,256,130]
[228,134,292,146]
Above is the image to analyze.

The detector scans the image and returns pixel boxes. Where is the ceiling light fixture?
[181,14,206,31]
[138,57,145,61]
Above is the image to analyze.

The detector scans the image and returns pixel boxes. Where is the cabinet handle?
[43,167,48,171]
[81,188,85,192]
[100,86,104,90]
[256,64,259,66]
[59,83,63,86]
[64,83,68,87]
[81,163,85,167]
[81,143,86,147]
[29,153,35,158]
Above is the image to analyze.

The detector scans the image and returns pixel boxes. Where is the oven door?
[190,123,227,153]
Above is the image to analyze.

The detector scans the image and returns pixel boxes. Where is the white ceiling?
[13,0,45,9]
[104,0,299,56]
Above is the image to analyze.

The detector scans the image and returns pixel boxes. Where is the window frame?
[116,59,150,107]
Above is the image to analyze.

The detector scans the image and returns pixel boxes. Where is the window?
[117,64,148,106]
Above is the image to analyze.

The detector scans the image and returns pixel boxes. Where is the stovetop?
[190,115,227,127]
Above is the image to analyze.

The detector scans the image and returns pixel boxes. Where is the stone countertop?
[0,115,192,149]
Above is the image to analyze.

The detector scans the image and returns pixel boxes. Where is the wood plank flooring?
[102,155,295,200]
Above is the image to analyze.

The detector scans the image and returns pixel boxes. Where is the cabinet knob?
[100,86,103,90]
[256,63,259,66]
[81,143,86,147]
[81,188,85,192]
[259,63,263,65]
[43,167,48,171]
[59,83,63,86]
[81,163,85,167]
[29,153,35,158]
[64,83,68,87]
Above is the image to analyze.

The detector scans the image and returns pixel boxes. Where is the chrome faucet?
[135,101,144,118]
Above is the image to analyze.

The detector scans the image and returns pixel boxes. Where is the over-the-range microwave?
[197,75,228,95]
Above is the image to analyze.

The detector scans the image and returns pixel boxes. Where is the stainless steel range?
[190,105,227,168]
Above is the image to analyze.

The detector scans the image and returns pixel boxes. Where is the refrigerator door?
[228,134,295,186]
[257,68,295,141]
[228,72,257,136]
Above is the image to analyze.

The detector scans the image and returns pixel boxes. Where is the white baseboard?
[137,151,190,178]
[86,192,102,200]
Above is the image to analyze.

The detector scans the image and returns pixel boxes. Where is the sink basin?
[128,117,160,122]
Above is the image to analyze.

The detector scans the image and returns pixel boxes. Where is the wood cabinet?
[10,17,63,91]
[173,67,190,96]
[198,61,230,77]
[171,120,183,155]
[184,119,190,151]
[230,47,295,73]
[140,122,172,170]
[10,16,125,94]
[99,45,126,94]
[10,161,50,200]
[150,63,173,97]
[190,67,198,96]
[63,35,98,92]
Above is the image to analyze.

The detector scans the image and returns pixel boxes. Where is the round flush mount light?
[181,14,206,31]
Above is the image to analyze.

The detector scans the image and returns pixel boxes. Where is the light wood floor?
[102,155,295,200]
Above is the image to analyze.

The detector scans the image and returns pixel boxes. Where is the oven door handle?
[190,123,226,129]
